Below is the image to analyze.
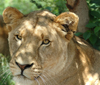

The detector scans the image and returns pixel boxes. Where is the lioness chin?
[2,7,100,85]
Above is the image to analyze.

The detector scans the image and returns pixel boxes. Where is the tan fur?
[2,7,100,85]
[0,15,10,56]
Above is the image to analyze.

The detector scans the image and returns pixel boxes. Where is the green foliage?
[30,0,68,15]
[0,0,39,15]
[0,54,15,85]
[86,22,96,28]
[0,0,67,15]
[75,32,83,36]
[83,31,91,40]
[75,0,100,50]
[86,0,100,50]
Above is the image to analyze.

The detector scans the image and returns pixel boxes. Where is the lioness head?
[3,7,79,85]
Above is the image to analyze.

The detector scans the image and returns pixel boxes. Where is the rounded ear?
[3,7,24,31]
[55,12,79,40]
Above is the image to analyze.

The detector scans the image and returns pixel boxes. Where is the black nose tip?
[15,62,34,70]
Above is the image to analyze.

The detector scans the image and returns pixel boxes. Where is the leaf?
[94,26,100,33]
[75,32,83,36]
[83,31,91,40]
[91,0,100,5]
[86,23,96,28]
[45,7,52,11]
[90,11,100,18]
[95,31,100,38]
[89,34,97,45]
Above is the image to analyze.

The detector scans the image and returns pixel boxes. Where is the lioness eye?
[15,35,22,40]
[42,39,50,45]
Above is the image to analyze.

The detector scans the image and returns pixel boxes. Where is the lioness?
[2,7,100,85]
[0,15,9,56]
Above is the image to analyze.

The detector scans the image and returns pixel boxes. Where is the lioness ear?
[3,7,24,31]
[55,12,79,40]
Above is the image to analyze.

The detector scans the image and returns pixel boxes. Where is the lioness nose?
[16,62,34,70]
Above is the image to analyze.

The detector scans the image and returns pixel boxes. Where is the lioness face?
[9,14,68,80]
[3,7,79,85]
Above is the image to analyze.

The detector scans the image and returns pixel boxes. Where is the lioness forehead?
[26,10,56,21]
[17,10,56,37]
[23,10,56,28]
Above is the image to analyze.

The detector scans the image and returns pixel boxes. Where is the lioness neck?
[67,36,100,85]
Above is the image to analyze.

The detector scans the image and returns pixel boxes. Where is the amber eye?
[15,35,22,40]
[42,39,50,45]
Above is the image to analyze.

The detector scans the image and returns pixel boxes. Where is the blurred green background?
[0,0,67,15]
[0,0,100,85]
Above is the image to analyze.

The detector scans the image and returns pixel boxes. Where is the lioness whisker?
[43,70,58,85]
[35,79,40,85]
[45,70,55,75]
[40,76,46,85]
[42,74,52,85]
